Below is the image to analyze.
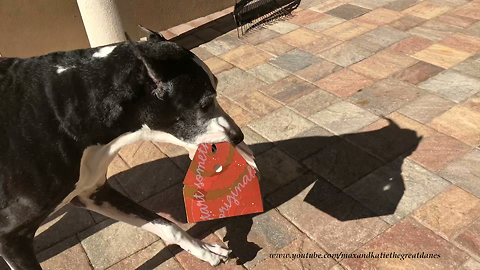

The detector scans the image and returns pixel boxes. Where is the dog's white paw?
[204,243,230,266]
[192,240,230,266]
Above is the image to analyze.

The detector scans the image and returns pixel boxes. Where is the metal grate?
[233,0,299,37]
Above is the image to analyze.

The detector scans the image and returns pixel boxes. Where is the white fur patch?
[140,222,229,265]
[194,118,229,146]
[92,45,117,58]
[217,117,230,129]
[55,65,71,74]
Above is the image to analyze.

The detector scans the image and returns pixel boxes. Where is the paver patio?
[3,0,480,269]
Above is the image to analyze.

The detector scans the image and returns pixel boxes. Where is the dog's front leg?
[74,183,229,266]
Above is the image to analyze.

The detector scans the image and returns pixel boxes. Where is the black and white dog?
[0,26,246,269]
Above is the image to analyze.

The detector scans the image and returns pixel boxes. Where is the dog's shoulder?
[0,43,131,139]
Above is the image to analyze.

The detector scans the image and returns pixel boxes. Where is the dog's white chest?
[55,144,114,211]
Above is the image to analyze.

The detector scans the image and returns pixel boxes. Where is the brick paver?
[25,1,480,269]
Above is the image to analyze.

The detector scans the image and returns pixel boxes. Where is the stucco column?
[77,0,139,48]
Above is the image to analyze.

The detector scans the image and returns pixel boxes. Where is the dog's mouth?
[185,140,257,171]
[185,112,256,169]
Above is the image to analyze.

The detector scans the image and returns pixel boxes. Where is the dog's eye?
[200,95,215,112]
[201,102,211,112]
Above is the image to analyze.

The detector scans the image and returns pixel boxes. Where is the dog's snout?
[216,104,244,145]
[228,127,244,145]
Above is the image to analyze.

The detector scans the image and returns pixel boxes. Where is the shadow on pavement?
[24,119,421,269]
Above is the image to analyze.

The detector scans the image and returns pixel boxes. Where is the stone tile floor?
[4,0,480,269]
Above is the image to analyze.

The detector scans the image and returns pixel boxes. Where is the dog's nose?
[217,105,244,145]
[228,128,244,146]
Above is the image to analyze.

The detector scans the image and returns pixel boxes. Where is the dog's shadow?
[27,119,420,269]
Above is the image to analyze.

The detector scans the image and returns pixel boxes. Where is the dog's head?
[128,26,244,152]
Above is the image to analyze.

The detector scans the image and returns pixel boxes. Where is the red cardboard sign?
[183,142,263,223]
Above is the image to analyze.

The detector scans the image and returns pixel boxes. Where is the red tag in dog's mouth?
[183,142,263,223]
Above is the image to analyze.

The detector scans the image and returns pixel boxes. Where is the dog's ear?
[125,32,168,100]
[138,24,167,42]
